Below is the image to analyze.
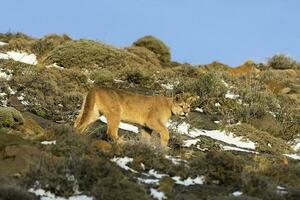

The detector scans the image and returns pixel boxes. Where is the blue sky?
[0,0,299,66]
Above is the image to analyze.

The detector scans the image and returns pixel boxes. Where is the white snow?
[175,122,190,135]
[232,191,243,196]
[215,102,221,107]
[7,85,16,94]
[187,129,256,150]
[225,91,239,100]
[0,41,7,46]
[41,140,56,145]
[113,79,125,83]
[182,139,201,147]
[150,188,167,200]
[148,169,168,179]
[110,157,138,173]
[221,80,229,87]
[46,63,64,70]
[195,107,203,113]
[17,93,29,106]
[165,155,187,165]
[99,115,139,133]
[0,51,37,65]
[283,154,300,160]
[172,176,205,186]
[221,145,258,154]
[276,186,288,195]
[161,83,174,90]
[292,139,300,151]
[28,188,93,200]
[137,178,160,185]
[0,68,13,80]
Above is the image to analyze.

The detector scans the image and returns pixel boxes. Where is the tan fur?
[74,87,197,147]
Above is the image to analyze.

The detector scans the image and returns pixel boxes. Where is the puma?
[74,87,197,147]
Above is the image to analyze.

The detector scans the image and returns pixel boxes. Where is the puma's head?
[171,95,199,118]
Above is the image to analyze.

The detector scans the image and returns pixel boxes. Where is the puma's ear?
[187,96,199,104]
[174,95,181,102]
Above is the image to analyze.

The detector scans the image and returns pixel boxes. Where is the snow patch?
[195,107,203,113]
[110,157,138,173]
[283,154,300,160]
[138,178,160,185]
[28,188,93,200]
[148,169,168,179]
[221,145,258,154]
[292,139,300,151]
[165,155,187,165]
[46,63,64,70]
[214,102,221,107]
[17,93,29,106]
[150,188,167,200]
[172,176,205,186]
[225,91,239,100]
[0,68,13,80]
[276,186,288,195]
[0,41,7,46]
[99,115,139,133]
[161,83,174,90]
[187,129,256,150]
[182,139,200,147]
[175,122,190,135]
[0,51,37,65]
[41,140,56,145]
[232,191,243,196]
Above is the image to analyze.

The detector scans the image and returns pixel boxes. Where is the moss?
[133,35,171,65]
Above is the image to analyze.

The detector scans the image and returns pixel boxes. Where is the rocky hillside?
[0,33,300,200]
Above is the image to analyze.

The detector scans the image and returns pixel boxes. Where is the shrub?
[125,46,161,67]
[267,54,299,70]
[120,66,152,85]
[90,69,114,86]
[0,107,24,128]
[175,72,226,98]
[205,151,244,186]
[32,34,71,58]
[44,39,157,70]
[133,35,171,65]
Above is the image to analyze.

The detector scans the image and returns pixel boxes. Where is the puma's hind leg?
[74,93,100,134]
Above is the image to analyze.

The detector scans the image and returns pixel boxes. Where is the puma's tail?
[74,94,88,133]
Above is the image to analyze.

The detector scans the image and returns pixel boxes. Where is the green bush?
[90,69,114,86]
[0,107,24,128]
[44,39,157,70]
[32,34,71,57]
[267,54,299,70]
[133,35,171,65]
[125,46,161,67]
[175,72,227,98]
